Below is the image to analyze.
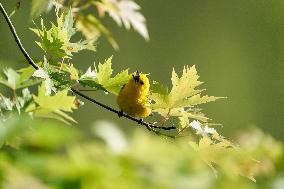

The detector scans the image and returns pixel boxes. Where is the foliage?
[150,66,223,118]
[31,8,96,61]
[0,68,39,90]
[0,118,283,189]
[79,56,130,95]
[29,0,149,50]
[0,0,269,186]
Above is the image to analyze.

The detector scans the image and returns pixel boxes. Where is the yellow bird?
[117,71,151,118]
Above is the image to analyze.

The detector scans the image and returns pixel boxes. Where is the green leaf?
[0,88,33,116]
[0,96,13,111]
[33,82,76,112]
[161,108,209,122]
[169,65,204,108]
[1,68,20,90]
[150,81,169,110]
[32,67,56,95]
[62,8,76,39]
[18,66,37,82]
[150,65,223,121]
[30,18,66,59]
[31,9,96,60]
[102,69,130,95]
[95,0,149,40]
[79,57,130,95]
[189,136,257,182]
[178,94,223,107]
[0,68,39,90]
[150,66,223,116]
[64,64,79,81]
[96,57,113,84]
[151,81,169,95]
[49,72,69,89]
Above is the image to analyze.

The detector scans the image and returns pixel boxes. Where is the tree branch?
[0,3,176,134]
[70,88,176,131]
[0,3,38,70]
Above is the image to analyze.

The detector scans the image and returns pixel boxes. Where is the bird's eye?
[140,81,144,85]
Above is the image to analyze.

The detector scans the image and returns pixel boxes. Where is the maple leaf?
[96,0,149,40]
[150,65,224,121]
[0,68,40,90]
[79,57,130,95]
[31,8,96,60]
[32,82,77,123]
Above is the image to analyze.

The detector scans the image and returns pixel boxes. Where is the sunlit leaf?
[79,57,130,95]
[33,82,76,113]
[96,0,149,40]
[0,68,39,90]
[64,64,79,81]
[150,65,223,120]
[32,68,56,95]
[31,9,96,60]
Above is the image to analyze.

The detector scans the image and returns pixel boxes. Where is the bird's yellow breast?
[117,73,151,118]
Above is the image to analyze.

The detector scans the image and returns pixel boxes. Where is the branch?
[0,3,38,70]
[0,3,176,134]
[70,88,176,131]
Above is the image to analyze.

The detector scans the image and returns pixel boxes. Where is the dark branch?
[0,3,176,134]
[70,88,176,131]
[0,3,38,70]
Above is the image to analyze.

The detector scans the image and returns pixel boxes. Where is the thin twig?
[70,88,176,131]
[0,2,176,134]
[0,3,38,70]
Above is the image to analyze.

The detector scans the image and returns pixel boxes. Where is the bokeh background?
[1,0,284,140]
[1,0,284,188]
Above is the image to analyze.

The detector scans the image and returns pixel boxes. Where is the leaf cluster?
[1,118,281,187]
[0,2,260,181]
[30,0,149,50]
[79,57,130,95]
[31,8,96,61]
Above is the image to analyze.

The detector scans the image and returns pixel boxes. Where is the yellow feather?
[117,73,151,118]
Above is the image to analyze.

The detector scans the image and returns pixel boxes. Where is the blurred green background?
[1,0,284,141]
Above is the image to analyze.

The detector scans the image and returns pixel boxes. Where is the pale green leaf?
[54,110,77,124]
[178,94,225,107]
[64,64,79,81]
[168,65,203,108]
[79,57,130,95]
[103,69,130,95]
[0,75,10,88]
[150,65,223,123]
[62,9,76,39]
[33,110,76,125]
[31,9,96,60]
[33,82,76,112]
[18,66,37,82]
[2,68,20,90]
[96,0,149,40]
[96,57,113,84]
[0,68,39,90]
